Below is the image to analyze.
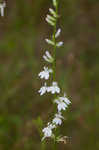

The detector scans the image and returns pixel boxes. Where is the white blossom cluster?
[41,94,71,141]
[38,0,71,141]
[0,1,6,17]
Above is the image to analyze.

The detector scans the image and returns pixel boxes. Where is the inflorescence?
[38,0,71,142]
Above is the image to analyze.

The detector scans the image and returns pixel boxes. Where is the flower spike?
[38,0,71,142]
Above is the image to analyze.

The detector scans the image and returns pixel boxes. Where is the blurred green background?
[0,0,99,149]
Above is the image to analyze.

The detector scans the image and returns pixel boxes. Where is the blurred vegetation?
[0,0,99,149]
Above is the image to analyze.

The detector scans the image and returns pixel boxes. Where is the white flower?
[46,17,55,26]
[55,28,61,38]
[47,82,60,94]
[45,39,55,46]
[49,8,58,18]
[42,126,52,140]
[54,98,68,112]
[38,67,53,80]
[46,14,56,22]
[46,14,56,26]
[38,83,47,95]
[54,94,71,112]
[59,93,71,105]
[0,2,6,17]
[43,51,54,63]
[53,113,64,125]
[42,123,55,141]
[56,41,63,47]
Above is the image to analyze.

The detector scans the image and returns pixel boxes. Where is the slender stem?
[52,6,59,149]
[53,27,56,81]
[52,2,58,81]
[53,140,57,150]
[41,141,46,150]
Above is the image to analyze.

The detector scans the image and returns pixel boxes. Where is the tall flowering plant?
[38,0,71,142]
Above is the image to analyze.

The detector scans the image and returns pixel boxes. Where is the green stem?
[52,1,58,81]
[52,1,59,147]
[41,141,46,150]
[53,28,56,81]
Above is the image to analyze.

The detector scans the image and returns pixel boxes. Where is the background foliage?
[0,0,99,149]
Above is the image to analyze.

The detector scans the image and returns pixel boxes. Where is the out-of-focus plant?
[0,0,6,17]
